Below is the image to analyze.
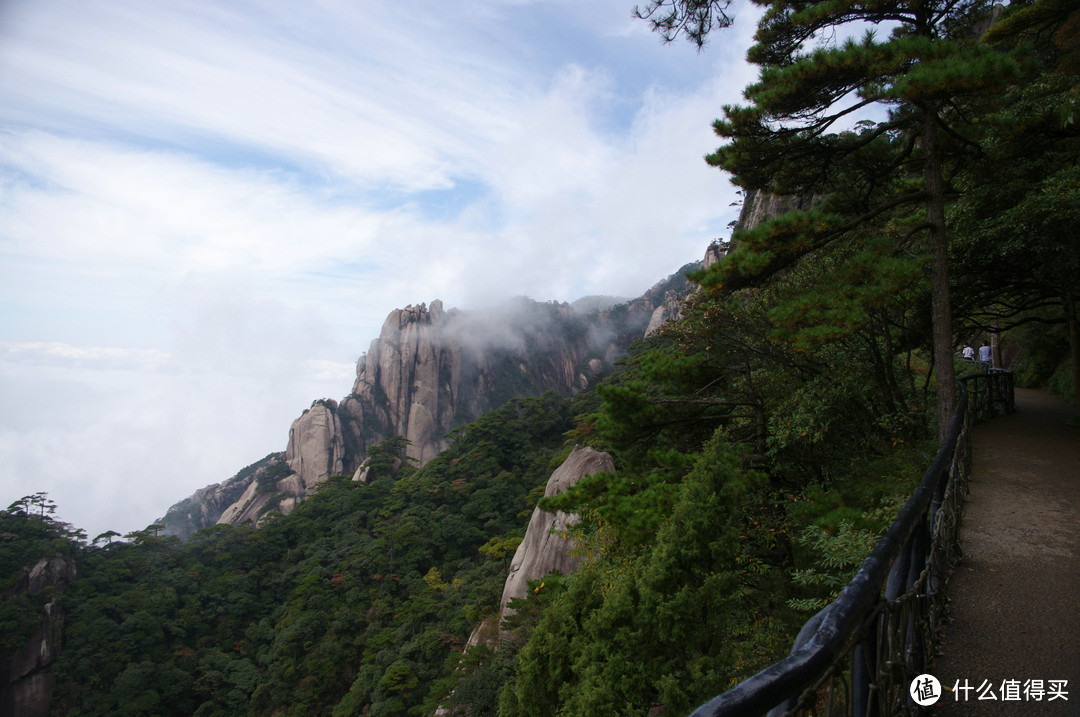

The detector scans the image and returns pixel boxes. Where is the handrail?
[962,368,1014,420]
[689,371,1014,717]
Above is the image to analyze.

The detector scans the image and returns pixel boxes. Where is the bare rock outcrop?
[23,555,78,595]
[157,454,288,539]
[498,446,614,623]
[285,401,345,489]
[214,477,264,527]
[735,190,808,240]
[436,445,613,716]
[210,455,294,528]
[644,289,685,337]
[702,239,726,270]
[199,300,648,532]
[0,555,78,717]
[348,300,458,466]
[162,275,695,537]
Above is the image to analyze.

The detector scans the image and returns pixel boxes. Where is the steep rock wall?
[285,402,345,489]
[0,556,78,717]
[161,261,700,537]
[498,445,614,622]
[438,445,613,717]
[455,445,613,660]
[159,454,288,539]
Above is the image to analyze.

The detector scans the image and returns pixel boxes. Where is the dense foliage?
[15,392,580,717]
[496,0,1079,713]
[1,1,1076,715]
[496,239,937,714]
[0,494,84,655]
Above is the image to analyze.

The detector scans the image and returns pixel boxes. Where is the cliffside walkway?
[934,388,1080,715]
[688,379,1079,717]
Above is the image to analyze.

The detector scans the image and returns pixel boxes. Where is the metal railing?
[690,371,1015,717]
[963,368,1014,420]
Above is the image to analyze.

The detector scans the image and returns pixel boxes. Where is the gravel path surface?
[932,388,1080,716]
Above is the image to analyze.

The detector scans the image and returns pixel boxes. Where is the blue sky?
[0,0,759,538]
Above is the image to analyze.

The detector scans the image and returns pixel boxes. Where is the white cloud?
[0,341,354,538]
[0,0,532,190]
[0,0,762,533]
[1,133,381,271]
[0,342,171,371]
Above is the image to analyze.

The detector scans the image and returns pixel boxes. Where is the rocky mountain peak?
[159,255,708,537]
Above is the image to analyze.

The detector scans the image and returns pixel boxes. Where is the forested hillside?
[495,0,1080,712]
[3,393,593,716]
[1,0,1078,715]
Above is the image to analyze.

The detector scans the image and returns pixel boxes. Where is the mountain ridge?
[158,258,703,539]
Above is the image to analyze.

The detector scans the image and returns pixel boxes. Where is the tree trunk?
[1067,289,1080,414]
[923,109,956,440]
[991,321,1001,369]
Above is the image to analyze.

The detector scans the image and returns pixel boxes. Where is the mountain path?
[932,388,1080,715]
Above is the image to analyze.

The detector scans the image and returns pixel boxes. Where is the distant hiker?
[978,341,992,366]
[962,344,975,361]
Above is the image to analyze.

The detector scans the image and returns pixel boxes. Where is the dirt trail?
[933,388,1080,716]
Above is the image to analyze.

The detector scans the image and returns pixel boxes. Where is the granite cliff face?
[340,296,652,469]
[0,555,78,717]
[159,264,696,537]
[286,402,345,487]
[438,445,613,714]
[498,445,614,624]
[158,454,289,541]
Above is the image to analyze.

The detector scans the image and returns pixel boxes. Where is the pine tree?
[648,0,1022,436]
[949,0,1080,408]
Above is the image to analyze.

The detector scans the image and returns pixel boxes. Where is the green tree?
[93,530,121,546]
[51,394,579,717]
[648,0,1022,437]
[502,434,789,715]
[949,0,1080,406]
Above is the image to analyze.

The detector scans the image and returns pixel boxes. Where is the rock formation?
[160,264,699,538]
[158,454,288,541]
[734,190,804,240]
[645,289,685,337]
[437,446,614,715]
[0,555,78,717]
[498,445,614,623]
[458,446,612,653]
[285,401,345,487]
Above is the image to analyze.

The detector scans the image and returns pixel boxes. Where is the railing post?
[905,515,929,680]
[852,632,876,717]
[989,371,1001,416]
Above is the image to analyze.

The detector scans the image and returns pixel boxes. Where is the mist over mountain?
[4,0,1077,711]
[157,259,699,539]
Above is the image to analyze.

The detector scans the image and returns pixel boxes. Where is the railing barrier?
[689,371,1014,717]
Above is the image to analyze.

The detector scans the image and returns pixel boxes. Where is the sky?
[0,0,760,539]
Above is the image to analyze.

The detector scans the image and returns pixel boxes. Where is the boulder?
[286,402,345,490]
[499,446,615,622]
